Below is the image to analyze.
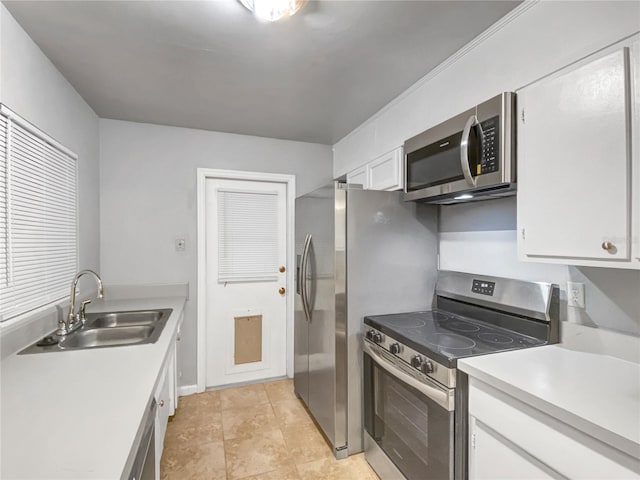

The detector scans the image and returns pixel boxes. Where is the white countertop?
[0,296,185,479]
[459,345,640,460]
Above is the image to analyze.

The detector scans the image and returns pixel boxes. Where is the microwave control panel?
[479,116,499,175]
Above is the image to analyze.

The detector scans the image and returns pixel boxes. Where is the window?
[0,105,78,321]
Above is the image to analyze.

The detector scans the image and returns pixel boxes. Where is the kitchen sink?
[59,325,155,349]
[84,310,167,328]
[19,308,173,354]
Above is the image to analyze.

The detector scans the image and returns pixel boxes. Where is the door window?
[217,189,279,282]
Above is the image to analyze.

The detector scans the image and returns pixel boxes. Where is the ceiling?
[4,1,520,145]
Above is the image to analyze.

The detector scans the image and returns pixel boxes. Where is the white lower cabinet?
[154,322,181,478]
[168,324,181,416]
[154,349,173,471]
[174,328,180,413]
[469,417,554,479]
[468,379,638,479]
[344,146,404,191]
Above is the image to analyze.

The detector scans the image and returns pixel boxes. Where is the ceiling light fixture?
[239,0,306,22]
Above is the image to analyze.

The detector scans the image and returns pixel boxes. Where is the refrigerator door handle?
[300,233,312,322]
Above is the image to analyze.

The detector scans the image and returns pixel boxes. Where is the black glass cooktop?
[364,309,546,368]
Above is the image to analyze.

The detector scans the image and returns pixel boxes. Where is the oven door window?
[406,127,482,192]
[364,353,453,480]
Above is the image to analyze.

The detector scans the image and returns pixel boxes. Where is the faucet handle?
[79,300,92,324]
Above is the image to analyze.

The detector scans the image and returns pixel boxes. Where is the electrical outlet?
[567,282,585,308]
[175,238,186,252]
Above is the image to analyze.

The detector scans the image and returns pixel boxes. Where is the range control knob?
[366,329,383,344]
[421,360,434,374]
[411,355,425,369]
[389,343,402,355]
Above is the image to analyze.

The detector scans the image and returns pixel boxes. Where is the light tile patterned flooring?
[161,379,380,480]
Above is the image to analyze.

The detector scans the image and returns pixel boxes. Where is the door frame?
[196,168,296,393]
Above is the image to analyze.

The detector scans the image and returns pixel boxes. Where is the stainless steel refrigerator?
[294,182,438,458]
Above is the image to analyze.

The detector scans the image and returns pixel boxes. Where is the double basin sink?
[20,309,172,354]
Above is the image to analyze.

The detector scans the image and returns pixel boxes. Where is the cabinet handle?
[601,241,615,251]
[159,400,165,407]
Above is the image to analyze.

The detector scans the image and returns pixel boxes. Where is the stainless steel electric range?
[362,271,559,480]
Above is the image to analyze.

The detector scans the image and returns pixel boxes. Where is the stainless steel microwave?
[404,92,516,204]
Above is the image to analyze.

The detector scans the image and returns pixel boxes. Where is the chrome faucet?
[56,269,104,337]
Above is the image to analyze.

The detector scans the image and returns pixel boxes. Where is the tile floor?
[160,379,381,480]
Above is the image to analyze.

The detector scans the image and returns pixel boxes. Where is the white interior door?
[205,178,288,387]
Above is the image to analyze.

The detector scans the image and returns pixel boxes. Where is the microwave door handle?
[460,115,483,187]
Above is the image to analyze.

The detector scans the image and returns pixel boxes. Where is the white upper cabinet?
[346,164,368,187]
[368,147,404,191]
[345,147,404,191]
[517,36,639,269]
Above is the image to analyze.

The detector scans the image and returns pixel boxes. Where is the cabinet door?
[155,365,171,467]
[346,165,368,188]
[171,325,181,413]
[469,416,556,480]
[368,147,404,191]
[518,47,632,263]
[167,343,177,417]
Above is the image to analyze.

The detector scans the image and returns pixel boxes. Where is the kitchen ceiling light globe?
[239,0,306,22]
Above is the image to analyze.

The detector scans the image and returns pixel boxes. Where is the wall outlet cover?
[567,281,585,309]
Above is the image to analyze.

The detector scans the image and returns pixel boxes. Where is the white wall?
[0,5,100,355]
[99,119,333,386]
[333,1,640,337]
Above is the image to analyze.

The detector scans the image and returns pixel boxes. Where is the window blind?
[0,105,78,321]
[217,189,279,282]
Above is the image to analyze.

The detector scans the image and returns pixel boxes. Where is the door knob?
[279,266,286,273]
[279,287,286,295]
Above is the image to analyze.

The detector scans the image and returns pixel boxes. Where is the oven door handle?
[363,341,455,411]
[460,114,483,188]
